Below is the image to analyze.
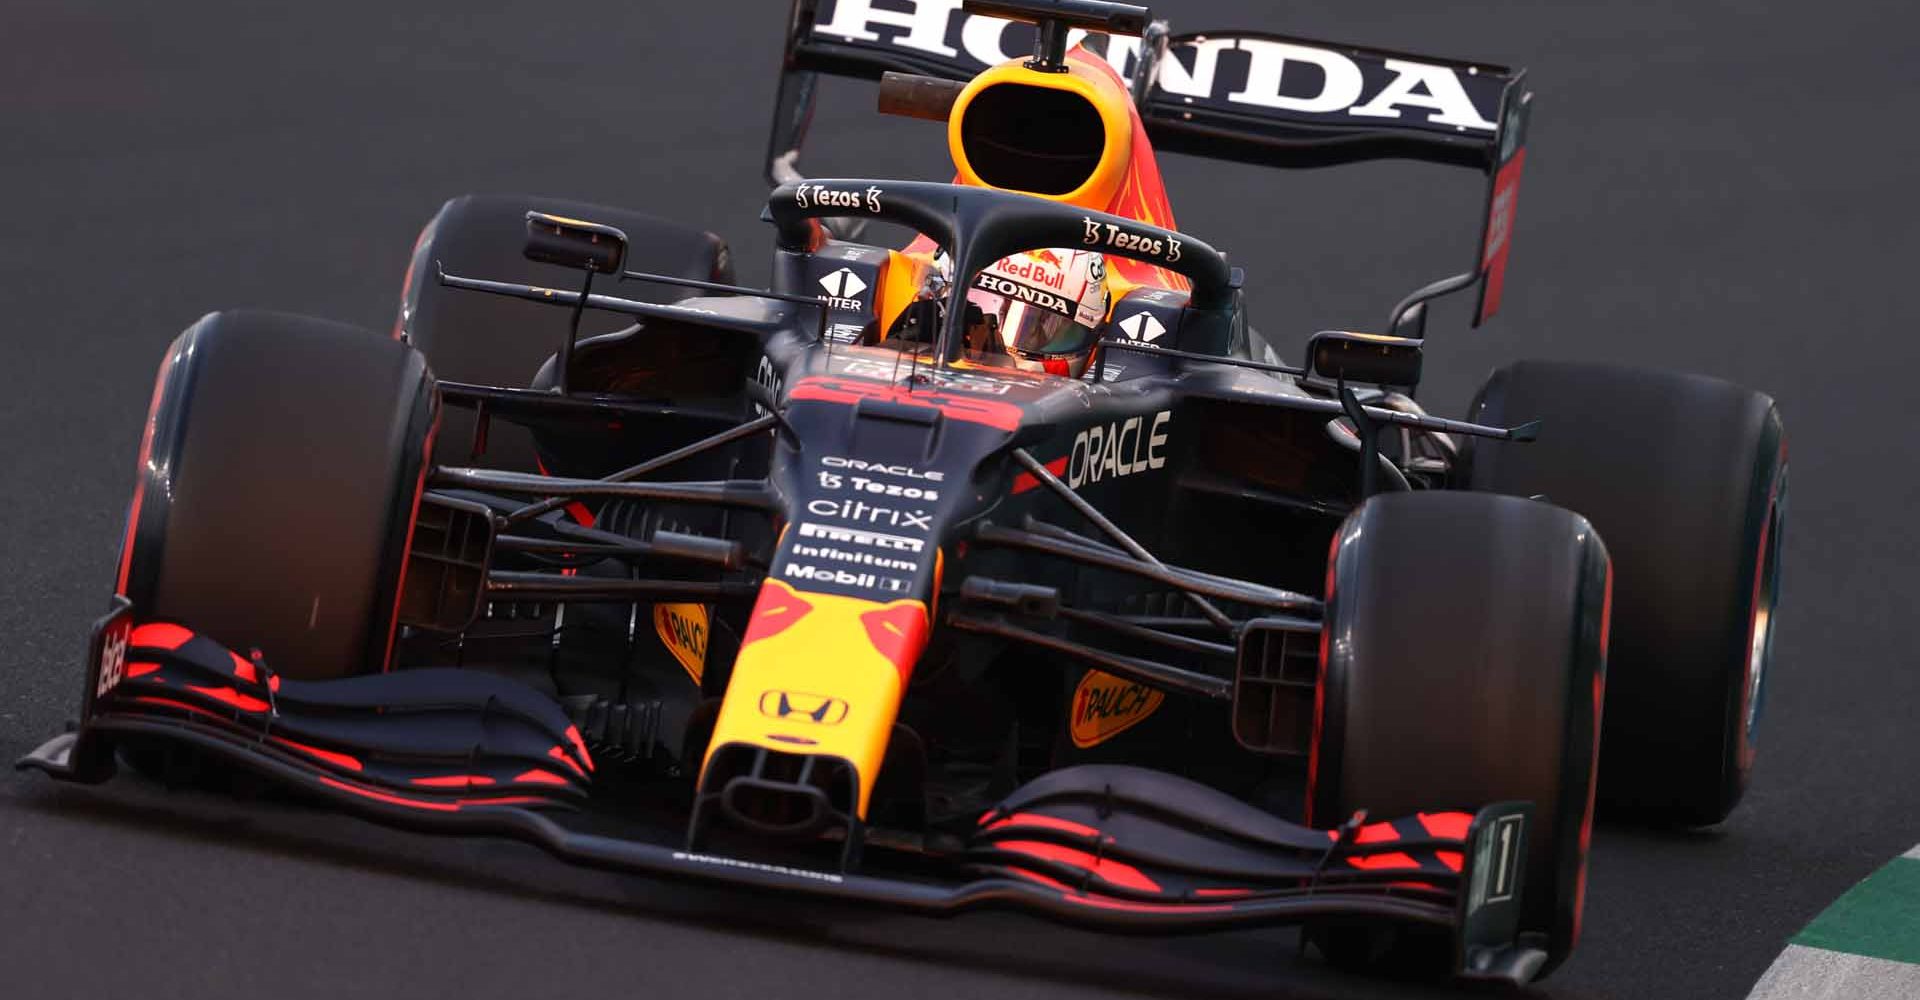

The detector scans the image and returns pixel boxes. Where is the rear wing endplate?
[769,0,1532,325]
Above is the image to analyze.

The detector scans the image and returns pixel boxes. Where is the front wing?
[19,600,1546,984]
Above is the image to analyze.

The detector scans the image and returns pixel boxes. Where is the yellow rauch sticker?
[1069,670,1163,748]
[654,603,709,685]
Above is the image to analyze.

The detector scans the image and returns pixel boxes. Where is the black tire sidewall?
[121,310,436,680]
[1467,361,1785,825]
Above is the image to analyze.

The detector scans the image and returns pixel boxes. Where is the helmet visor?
[965,286,1094,358]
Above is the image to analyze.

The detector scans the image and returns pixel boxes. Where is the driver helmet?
[963,248,1112,378]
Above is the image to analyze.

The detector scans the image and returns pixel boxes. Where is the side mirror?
[1306,330,1424,387]
[524,211,628,274]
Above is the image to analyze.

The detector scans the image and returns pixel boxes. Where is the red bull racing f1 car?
[21,0,1788,986]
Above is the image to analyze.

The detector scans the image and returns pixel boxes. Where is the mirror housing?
[1306,330,1424,387]
[524,211,628,274]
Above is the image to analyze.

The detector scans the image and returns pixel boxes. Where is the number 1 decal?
[1487,814,1525,903]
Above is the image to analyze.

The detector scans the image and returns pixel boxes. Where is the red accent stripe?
[319,775,460,812]
[789,377,1022,431]
[229,651,257,684]
[1416,812,1472,842]
[382,414,439,673]
[1191,887,1254,899]
[117,348,180,595]
[1354,821,1400,844]
[183,685,270,713]
[995,840,1160,893]
[271,736,364,773]
[411,775,496,788]
[1009,866,1234,914]
[740,583,816,648]
[130,623,194,652]
[513,768,571,787]
[860,603,931,686]
[1573,560,1614,949]
[983,812,1101,839]
[1436,851,1464,873]
[548,744,588,778]
[126,661,163,679]
[1475,148,1526,323]
[1010,456,1069,495]
[563,726,595,773]
[1007,867,1073,892]
[1345,852,1420,871]
[1306,527,1344,827]
[1060,895,1233,915]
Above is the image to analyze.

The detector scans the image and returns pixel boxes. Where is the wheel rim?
[1740,475,1786,765]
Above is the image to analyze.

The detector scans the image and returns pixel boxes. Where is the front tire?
[1310,492,1609,978]
[118,309,436,681]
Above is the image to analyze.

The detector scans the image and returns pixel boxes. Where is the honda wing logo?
[759,689,850,726]
[809,1,1499,133]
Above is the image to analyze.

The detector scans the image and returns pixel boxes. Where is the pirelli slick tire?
[1465,361,1785,827]
[397,193,733,472]
[1308,492,1609,980]
[118,310,437,683]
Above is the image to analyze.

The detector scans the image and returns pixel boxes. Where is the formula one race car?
[20,0,1788,986]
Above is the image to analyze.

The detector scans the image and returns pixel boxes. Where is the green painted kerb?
[1793,856,1920,965]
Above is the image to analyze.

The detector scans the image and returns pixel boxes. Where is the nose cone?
[699,579,930,821]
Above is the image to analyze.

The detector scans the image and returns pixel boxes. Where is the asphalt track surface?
[2,1,1916,997]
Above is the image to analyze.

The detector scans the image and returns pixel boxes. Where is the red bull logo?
[990,254,1069,291]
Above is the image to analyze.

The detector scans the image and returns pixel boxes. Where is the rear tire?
[396,193,732,471]
[1466,361,1785,826]
[118,309,436,682]
[1309,492,1609,978]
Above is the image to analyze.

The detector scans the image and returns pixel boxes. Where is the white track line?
[1747,945,1920,1000]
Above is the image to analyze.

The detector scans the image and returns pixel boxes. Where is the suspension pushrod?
[504,412,778,524]
[947,613,1232,701]
[433,468,776,512]
[974,522,1322,614]
[1010,449,1233,631]
[485,573,759,603]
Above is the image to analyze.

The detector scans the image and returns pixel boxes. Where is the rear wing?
[768,0,1533,325]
